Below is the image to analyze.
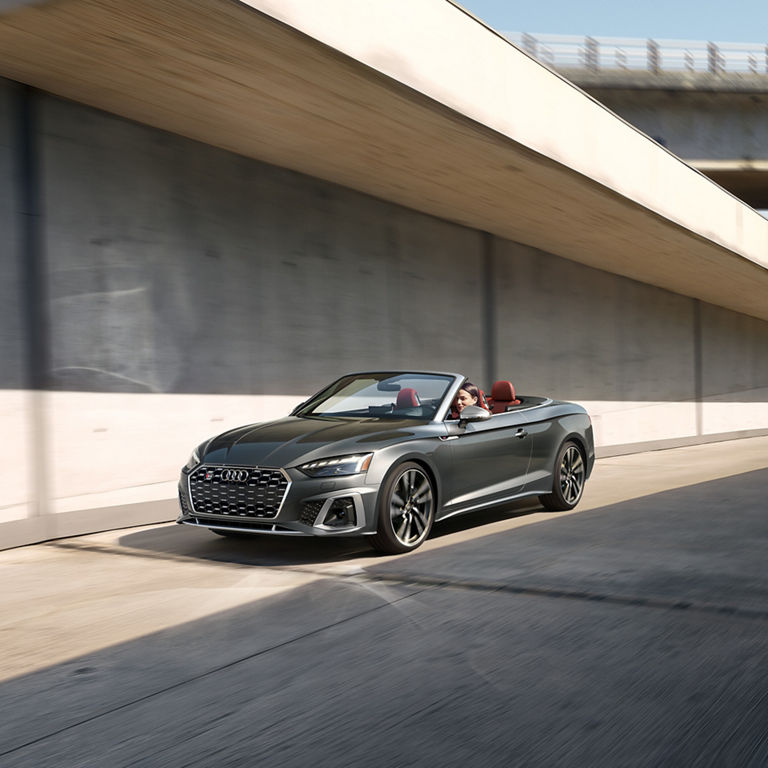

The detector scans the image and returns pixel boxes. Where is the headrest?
[491,380,516,401]
[396,387,420,408]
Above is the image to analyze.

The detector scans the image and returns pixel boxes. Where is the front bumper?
[177,463,380,537]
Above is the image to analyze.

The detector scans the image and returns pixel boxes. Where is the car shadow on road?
[368,467,768,613]
[117,498,545,567]
[7,469,768,768]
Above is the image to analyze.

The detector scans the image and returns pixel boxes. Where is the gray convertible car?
[178,371,594,553]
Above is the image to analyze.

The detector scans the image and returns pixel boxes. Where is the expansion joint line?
[362,572,768,622]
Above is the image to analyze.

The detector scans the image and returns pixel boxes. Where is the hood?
[201,416,425,468]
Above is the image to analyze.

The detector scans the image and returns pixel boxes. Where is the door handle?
[515,428,528,439]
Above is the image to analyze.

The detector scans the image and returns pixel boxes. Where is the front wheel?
[539,441,585,511]
[370,462,435,554]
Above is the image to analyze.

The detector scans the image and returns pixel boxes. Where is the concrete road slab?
[0,578,426,761]
[1,436,768,766]
[3,582,768,767]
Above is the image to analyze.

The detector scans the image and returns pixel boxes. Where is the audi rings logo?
[220,469,250,483]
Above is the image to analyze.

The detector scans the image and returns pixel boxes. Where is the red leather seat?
[489,380,520,413]
[396,388,420,408]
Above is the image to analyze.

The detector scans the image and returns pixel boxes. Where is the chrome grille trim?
[187,464,291,519]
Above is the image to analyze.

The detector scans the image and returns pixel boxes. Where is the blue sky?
[458,0,768,43]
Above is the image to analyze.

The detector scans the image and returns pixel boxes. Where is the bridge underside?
[1,0,767,321]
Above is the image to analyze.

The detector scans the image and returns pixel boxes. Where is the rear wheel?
[370,462,435,554]
[539,441,585,511]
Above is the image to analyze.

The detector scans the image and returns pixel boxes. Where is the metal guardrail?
[504,33,768,74]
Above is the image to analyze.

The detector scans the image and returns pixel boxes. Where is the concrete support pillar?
[12,83,51,521]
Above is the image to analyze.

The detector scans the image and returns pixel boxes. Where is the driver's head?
[454,383,480,413]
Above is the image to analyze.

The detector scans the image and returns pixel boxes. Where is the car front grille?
[188,465,288,519]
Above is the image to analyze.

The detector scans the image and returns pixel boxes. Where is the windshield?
[296,373,455,420]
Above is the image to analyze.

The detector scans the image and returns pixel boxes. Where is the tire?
[369,462,435,554]
[539,441,586,511]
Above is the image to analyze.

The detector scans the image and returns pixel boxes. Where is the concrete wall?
[40,93,486,395]
[2,83,767,548]
[494,241,768,449]
[494,241,701,447]
[701,303,768,435]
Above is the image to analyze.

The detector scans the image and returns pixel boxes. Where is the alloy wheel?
[389,468,433,547]
[559,445,585,504]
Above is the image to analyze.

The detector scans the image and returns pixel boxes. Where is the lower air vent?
[300,500,325,526]
[179,490,192,516]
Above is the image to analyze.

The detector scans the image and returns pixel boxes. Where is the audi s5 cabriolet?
[178,371,594,553]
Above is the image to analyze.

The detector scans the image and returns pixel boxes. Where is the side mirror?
[459,405,491,425]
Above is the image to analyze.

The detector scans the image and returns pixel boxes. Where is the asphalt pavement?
[2,436,768,767]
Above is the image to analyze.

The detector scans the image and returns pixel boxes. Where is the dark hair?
[459,381,482,406]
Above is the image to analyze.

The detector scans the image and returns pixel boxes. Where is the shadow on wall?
[9,262,768,406]
[9,226,768,404]
[2,87,767,404]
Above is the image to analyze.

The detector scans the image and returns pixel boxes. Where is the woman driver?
[450,382,484,418]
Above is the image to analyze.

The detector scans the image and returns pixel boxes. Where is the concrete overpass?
[1,0,767,548]
[563,69,768,209]
[506,32,768,209]
[2,1,768,315]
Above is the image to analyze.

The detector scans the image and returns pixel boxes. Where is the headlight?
[184,448,200,472]
[298,453,373,478]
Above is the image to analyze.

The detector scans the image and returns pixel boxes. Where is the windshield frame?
[293,371,464,422]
